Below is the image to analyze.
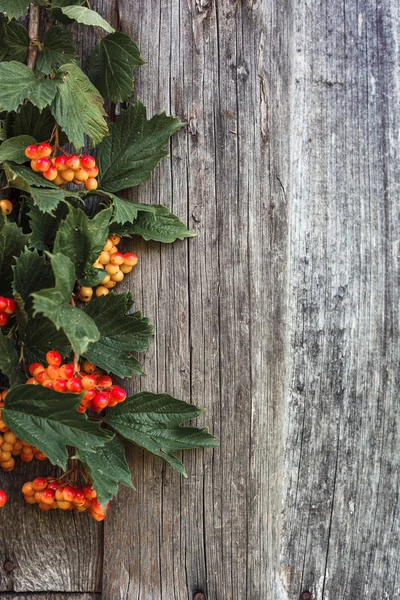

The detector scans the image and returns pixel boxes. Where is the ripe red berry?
[0,297,6,312]
[82,484,97,499]
[46,350,62,366]
[81,375,97,390]
[110,252,124,266]
[66,155,81,170]
[63,486,77,502]
[0,489,7,507]
[25,145,38,159]
[41,488,56,504]
[35,370,49,384]
[81,389,96,408]
[0,199,13,215]
[92,392,109,412]
[30,159,41,172]
[37,143,53,158]
[66,378,82,393]
[54,155,68,170]
[42,380,53,389]
[84,177,98,191]
[73,490,85,505]
[0,313,8,327]
[53,378,67,393]
[123,252,139,267]
[29,362,44,377]
[46,364,60,379]
[97,375,112,388]
[36,157,52,172]
[59,363,74,379]
[5,298,16,315]
[81,155,96,169]
[32,477,48,491]
[43,166,58,181]
[86,166,99,178]
[110,386,127,403]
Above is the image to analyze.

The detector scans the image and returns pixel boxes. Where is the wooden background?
[1,0,399,598]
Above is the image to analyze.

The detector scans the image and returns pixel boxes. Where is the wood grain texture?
[0,595,100,599]
[101,0,288,599]
[278,1,400,599]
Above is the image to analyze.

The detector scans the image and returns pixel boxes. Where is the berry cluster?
[0,199,13,216]
[78,234,138,302]
[22,477,108,521]
[0,296,16,327]
[0,393,46,472]
[25,143,99,191]
[26,351,127,413]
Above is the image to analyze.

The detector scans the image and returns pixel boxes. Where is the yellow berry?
[110,270,124,282]
[60,169,75,182]
[103,239,113,252]
[120,264,133,274]
[98,251,111,265]
[109,234,121,245]
[0,200,13,215]
[100,274,111,285]
[103,280,116,289]
[105,263,120,275]
[95,286,109,297]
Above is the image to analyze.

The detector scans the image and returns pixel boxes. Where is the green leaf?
[119,204,195,243]
[22,317,71,364]
[0,331,24,386]
[60,6,114,33]
[0,0,30,20]
[0,135,36,164]
[29,187,67,214]
[4,20,30,63]
[3,385,112,469]
[27,202,67,250]
[97,101,184,193]
[0,213,29,296]
[53,205,112,282]
[89,32,144,103]
[36,26,76,75]
[12,248,54,312]
[105,393,218,476]
[32,253,100,355]
[92,190,156,225]
[79,265,107,288]
[0,17,7,61]
[76,436,134,507]
[51,63,108,149]
[83,292,153,378]
[51,0,84,24]
[11,104,57,142]
[0,62,57,112]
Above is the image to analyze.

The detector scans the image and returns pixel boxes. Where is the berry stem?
[27,3,40,71]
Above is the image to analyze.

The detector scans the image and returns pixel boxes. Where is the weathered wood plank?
[278,1,400,599]
[0,595,100,599]
[102,0,288,599]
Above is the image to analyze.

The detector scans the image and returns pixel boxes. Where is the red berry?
[53,378,67,393]
[59,363,74,379]
[97,375,112,388]
[25,145,38,159]
[81,375,97,390]
[81,155,96,169]
[42,380,53,389]
[66,378,82,393]
[82,484,97,499]
[63,486,77,502]
[0,297,6,312]
[35,370,49,384]
[0,490,7,507]
[123,252,139,267]
[54,156,68,170]
[73,490,86,505]
[46,350,62,366]
[47,480,61,490]
[81,389,96,408]
[110,252,124,266]
[41,488,56,504]
[4,298,16,315]
[43,166,58,181]
[32,477,48,491]
[110,386,127,403]
[86,166,99,178]
[68,361,80,373]
[29,362,44,377]
[37,143,52,158]
[77,405,87,413]
[92,392,109,412]
[84,177,98,191]
[0,313,8,327]
[66,155,81,170]
[36,157,51,172]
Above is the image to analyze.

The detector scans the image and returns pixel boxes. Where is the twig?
[27,3,40,71]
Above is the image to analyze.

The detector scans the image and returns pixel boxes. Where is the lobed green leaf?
[0,135,36,164]
[97,100,184,193]
[89,32,144,103]
[3,385,112,469]
[0,331,24,386]
[105,392,218,476]
[0,213,29,297]
[0,62,57,112]
[60,6,114,33]
[0,0,30,20]
[36,26,76,75]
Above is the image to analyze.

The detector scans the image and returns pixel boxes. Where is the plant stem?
[27,3,40,71]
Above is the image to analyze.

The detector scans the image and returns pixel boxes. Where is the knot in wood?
[193,593,206,600]
[300,592,312,600]
[4,560,14,572]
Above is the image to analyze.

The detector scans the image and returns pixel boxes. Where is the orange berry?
[81,155,96,169]
[123,252,139,267]
[36,157,51,172]
[110,252,124,266]
[74,169,89,182]
[84,177,98,191]
[83,360,97,374]
[109,234,120,245]
[25,145,38,159]
[60,169,75,182]
[110,271,124,282]
[43,166,58,181]
[98,251,111,265]
[46,350,62,366]
[37,143,52,158]
[66,155,81,170]
[30,159,41,172]
[95,286,109,297]
[54,155,68,170]
[0,200,13,215]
